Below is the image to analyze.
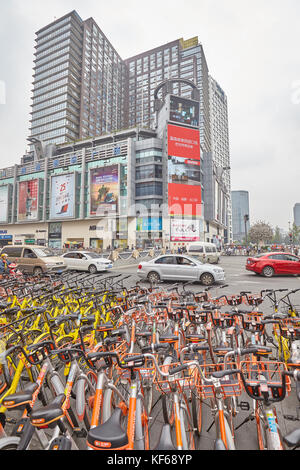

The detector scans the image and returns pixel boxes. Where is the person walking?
[0,253,11,275]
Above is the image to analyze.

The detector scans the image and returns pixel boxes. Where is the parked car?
[61,251,113,273]
[0,245,66,275]
[137,254,225,286]
[186,242,221,264]
[246,252,300,277]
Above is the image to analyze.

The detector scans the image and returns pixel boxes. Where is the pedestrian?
[0,253,11,274]
[294,246,299,256]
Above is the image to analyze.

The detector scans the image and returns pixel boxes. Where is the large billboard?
[170,219,200,242]
[169,95,199,127]
[167,124,201,217]
[50,173,75,219]
[0,185,9,223]
[90,165,119,216]
[168,124,200,160]
[17,179,39,221]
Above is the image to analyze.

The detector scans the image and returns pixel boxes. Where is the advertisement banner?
[169,95,199,127]
[168,183,202,217]
[90,165,119,216]
[0,185,9,223]
[170,219,200,242]
[136,217,162,232]
[17,179,39,221]
[50,173,75,219]
[168,124,200,160]
[167,124,201,217]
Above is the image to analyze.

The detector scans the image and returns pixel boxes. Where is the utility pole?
[244,214,249,244]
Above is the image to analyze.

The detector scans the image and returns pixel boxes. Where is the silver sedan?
[137,254,225,286]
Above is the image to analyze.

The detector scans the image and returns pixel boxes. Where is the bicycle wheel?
[75,370,97,430]
[191,388,202,438]
[0,436,20,450]
[215,411,236,450]
[255,403,268,450]
[135,396,150,450]
[161,355,175,425]
[179,400,195,450]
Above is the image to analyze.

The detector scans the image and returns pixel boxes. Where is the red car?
[246,252,300,277]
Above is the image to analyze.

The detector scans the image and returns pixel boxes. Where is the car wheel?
[200,272,214,286]
[33,267,43,276]
[262,266,274,278]
[88,264,97,274]
[147,271,160,284]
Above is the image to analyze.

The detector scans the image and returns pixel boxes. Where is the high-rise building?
[231,190,250,242]
[29,11,127,148]
[124,37,211,153]
[294,203,300,227]
[209,76,232,242]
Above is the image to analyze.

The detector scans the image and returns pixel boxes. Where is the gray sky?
[0,0,299,231]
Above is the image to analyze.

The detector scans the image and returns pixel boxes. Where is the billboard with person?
[17,179,39,221]
[50,173,75,219]
[90,165,119,216]
[169,95,199,127]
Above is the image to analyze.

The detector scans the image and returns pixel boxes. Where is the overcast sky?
[0,0,299,231]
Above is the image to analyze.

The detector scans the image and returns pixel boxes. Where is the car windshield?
[33,248,54,257]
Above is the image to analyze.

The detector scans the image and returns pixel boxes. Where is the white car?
[61,251,113,274]
[137,254,225,286]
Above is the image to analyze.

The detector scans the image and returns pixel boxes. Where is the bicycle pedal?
[238,401,250,411]
[5,417,17,425]
[72,427,87,438]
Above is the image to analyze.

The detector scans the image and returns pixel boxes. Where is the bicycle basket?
[154,362,198,395]
[240,361,291,399]
[196,363,242,399]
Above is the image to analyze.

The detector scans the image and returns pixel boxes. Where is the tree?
[292,223,300,244]
[248,220,274,246]
[272,226,283,244]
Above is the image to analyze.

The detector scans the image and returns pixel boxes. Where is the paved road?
[109,255,300,450]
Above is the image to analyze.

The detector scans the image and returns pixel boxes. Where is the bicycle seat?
[30,394,65,428]
[185,334,206,343]
[3,382,38,410]
[154,424,175,450]
[159,335,179,344]
[283,428,300,448]
[87,408,128,450]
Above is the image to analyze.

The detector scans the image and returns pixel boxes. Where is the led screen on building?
[167,124,201,216]
[90,165,119,216]
[0,185,9,223]
[168,124,200,160]
[50,173,75,219]
[169,95,199,127]
[170,219,200,242]
[17,179,39,221]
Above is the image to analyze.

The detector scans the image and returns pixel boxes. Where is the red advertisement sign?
[168,183,202,217]
[168,124,200,160]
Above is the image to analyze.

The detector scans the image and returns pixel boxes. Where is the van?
[187,242,221,264]
[1,245,66,275]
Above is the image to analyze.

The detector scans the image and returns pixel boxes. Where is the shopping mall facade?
[0,85,229,250]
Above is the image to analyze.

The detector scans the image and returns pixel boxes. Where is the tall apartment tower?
[231,190,250,242]
[294,203,300,227]
[124,37,211,153]
[209,76,232,241]
[29,10,126,148]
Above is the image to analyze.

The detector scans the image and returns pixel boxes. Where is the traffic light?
[289,233,293,243]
